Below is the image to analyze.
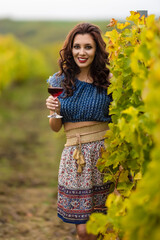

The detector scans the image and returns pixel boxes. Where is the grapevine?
[87,11,160,240]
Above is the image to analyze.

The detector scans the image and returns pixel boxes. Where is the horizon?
[0,0,159,21]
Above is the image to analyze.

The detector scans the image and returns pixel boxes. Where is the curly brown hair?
[58,22,110,97]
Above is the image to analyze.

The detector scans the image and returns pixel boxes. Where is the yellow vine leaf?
[107,18,118,27]
[118,170,129,182]
[138,15,146,25]
[122,106,138,116]
[105,29,119,42]
[126,11,140,24]
[104,129,113,138]
[146,29,154,41]
[106,193,116,208]
[134,171,142,180]
[146,14,155,28]
[104,233,117,240]
[117,22,131,30]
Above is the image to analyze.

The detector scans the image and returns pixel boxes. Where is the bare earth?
[0,79,77,240]
[0,186,77,240]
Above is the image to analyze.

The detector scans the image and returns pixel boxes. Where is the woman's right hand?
[46,96,62,132]
[46,96,61,115]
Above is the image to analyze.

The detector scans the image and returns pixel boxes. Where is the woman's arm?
[46,95,62,132]
[49,117,62,132]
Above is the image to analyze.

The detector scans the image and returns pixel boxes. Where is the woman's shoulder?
[46,72,65,87]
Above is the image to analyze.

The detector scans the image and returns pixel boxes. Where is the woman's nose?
[79,48,85,55]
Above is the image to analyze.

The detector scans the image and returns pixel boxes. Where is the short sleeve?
[46,72,65,87]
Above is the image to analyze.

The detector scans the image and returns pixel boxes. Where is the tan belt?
[64,122,109,173]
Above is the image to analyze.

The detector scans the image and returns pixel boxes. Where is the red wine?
[48,87,63,97]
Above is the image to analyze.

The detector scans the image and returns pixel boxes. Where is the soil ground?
[0,79,77,240]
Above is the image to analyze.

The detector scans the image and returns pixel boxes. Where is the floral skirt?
[57,140,113,224]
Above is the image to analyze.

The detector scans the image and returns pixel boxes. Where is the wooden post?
[137,10,148,17]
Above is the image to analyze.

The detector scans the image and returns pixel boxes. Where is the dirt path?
[0,187,77,240]
[0,79,77,240]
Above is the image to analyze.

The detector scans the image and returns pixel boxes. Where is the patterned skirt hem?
[58,213,88,224]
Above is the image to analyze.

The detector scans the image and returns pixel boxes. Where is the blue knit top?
[47,72,112,124]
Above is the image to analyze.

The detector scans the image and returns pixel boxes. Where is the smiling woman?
[46,23,113,240]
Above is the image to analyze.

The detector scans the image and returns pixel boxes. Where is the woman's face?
[72,33,96,71]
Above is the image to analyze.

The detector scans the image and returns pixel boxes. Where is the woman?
[46,22,113,240]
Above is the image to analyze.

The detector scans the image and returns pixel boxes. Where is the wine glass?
[47,86,63,118]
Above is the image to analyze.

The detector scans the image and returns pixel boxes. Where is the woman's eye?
[86,45,92,49]
[73,45,80,49]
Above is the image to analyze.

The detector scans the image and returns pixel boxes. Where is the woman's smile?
[78,57,88,63]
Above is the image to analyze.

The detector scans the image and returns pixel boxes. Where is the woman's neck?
[77,69,93,83]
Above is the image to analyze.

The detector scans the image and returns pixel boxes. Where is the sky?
[0,0,160,20]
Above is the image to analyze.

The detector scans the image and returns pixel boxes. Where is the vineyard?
[0,34,51,92]
[0,13,160,240]
[87,11,160,240]
[0,25,73,240]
